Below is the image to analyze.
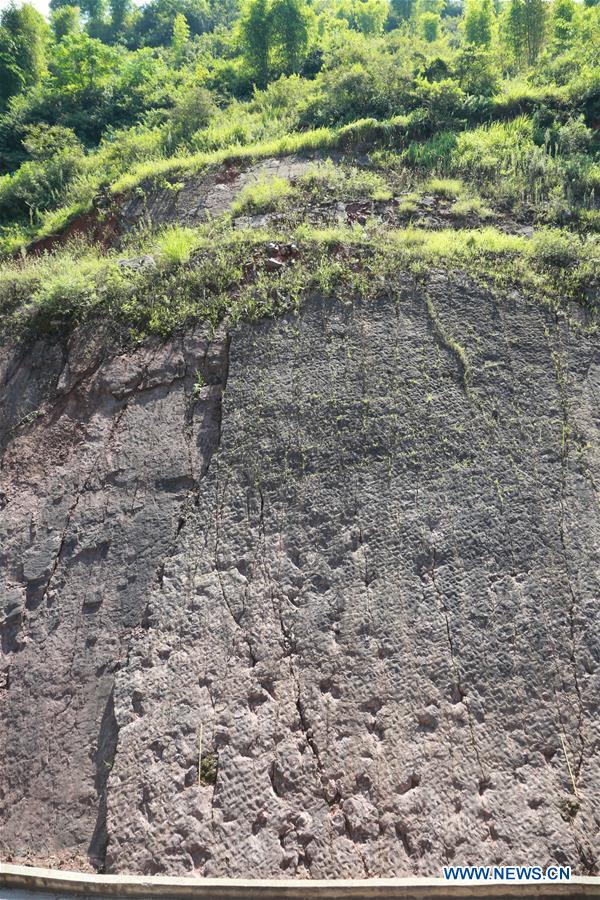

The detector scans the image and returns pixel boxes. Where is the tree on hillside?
[348,0,389,34]
[134,0,209,46]
[551,0,576,46]
[171,9,190,56]
[415,0,444,15]
[206,0,242,28]
[51,4,82,40]
[464,0,494,45]
[420,9,440,38]
[109,0,132,37]
[0,3,49,108]
[503,0,546,65]
[389,0,417,25]
[454,44,498,94]
[239,0,272,86]
[78,0,107,22]
[49,30,119,93]
[240,0,311,85]
[166,82,215,145]
[269,0,311,72]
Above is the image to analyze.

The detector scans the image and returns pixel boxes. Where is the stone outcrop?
[1,273,599,876]
[118,157,314,231]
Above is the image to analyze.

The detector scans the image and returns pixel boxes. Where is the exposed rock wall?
[0,323,228,868]
[1,275,599,876]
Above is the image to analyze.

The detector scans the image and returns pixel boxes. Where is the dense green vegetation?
[0,0,597,338]
[0,217,595,336]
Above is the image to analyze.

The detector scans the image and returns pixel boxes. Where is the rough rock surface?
[0,323,228,869]
[1,275,599,877]
[119,157,314,230]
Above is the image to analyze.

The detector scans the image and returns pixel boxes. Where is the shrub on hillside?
[0,126,87,224]
[528,227,580,266]
[403,130,457,170]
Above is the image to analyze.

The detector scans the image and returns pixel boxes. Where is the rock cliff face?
[1,270,599,876]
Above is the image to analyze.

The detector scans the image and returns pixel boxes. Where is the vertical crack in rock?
[214,465,257,664]
[257,483,292,659]
[195,330,230,484]
[355,514,375,632]
[180,334,196,487]
[254,481,365,876]
[492,305,576,748]
[420,285,471,396]
[88,688,119,871]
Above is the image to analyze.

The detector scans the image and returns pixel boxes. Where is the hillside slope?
[1,158,599,875]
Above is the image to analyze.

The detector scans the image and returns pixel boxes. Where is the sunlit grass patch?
[111,128,338,196]
[155,226,202,264]
[449,198,494,220]
[299,160,393,202]
[398,199,418,215]
[425,178,465,200]
[231,176,296,216]
[0,242,116,333]
[387,227,527,264]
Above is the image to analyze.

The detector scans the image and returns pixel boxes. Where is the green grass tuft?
[299,160,393,202]
[425,178,465,200]
[449,198,494,220]
[231,176,296,216]
[156,226,202,264]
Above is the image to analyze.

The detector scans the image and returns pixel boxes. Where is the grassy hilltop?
[0,0,598,337]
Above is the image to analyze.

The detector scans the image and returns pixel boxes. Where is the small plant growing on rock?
[199,752,217,785]
[559,797,580,821]
[192,371,206,399]
[398,193,420,216]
